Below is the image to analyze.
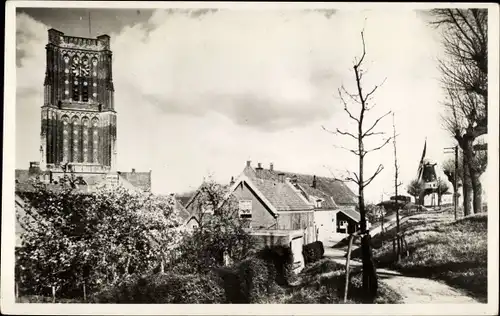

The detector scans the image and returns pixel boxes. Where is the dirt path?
[379,272,478,303]
[323,246,478,304]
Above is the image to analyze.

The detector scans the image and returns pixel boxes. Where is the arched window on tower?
[62,115,70,163]
[82,117,89,163]
[71,116,80,162]
[91,117,99,164]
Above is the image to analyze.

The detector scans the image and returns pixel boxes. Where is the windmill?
[416,139,438,207]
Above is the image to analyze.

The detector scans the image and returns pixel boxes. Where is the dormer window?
[201,202,214,214]
[315,199,324,208]
[239,200,252,218]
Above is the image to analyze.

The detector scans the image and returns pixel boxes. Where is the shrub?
[302,259,344,277]
[302,241,325,264]
[218,257,278,303]
[256,245,294,286]
[92,272,225,303]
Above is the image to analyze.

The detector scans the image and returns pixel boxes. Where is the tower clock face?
[71,57,90,77]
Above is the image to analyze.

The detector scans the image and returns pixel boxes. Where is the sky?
[15,7,462,203]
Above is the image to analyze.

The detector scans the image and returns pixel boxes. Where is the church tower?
[41,29,117,175]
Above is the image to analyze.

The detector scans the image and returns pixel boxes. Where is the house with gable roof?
[240,161,364,241]
[183,161,366,245]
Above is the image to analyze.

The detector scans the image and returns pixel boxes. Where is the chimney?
[278,173,285,183]
[270,162,274,171]
[131,168,136,173]
[255,163,263,177]
[312,175,317,188]
[246,160,251,167]
[230,176,235,186]
[290,175,298,184]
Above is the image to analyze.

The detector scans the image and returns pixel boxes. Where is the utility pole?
[444,146,458,220]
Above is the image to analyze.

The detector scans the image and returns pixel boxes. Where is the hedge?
[256,245,295,286]
[302,241,325,264]
[91,272,225,304]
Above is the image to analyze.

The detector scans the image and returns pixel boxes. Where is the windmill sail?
[417,139,427,180]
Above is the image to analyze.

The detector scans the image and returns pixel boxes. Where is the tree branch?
[322,125,358,140]
[364,137,392,155]
[365,78,387,101]
[364,164,384,187]
[333,144,360,156]
[338,88,360,123]
[363,110,391,137]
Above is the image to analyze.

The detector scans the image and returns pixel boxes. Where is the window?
[238,200,252,218]
[339,220,347,227]
[201,202,214,214]
[315,199,323,208]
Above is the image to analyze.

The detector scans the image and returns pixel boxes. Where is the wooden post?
[15,282,19,299]
[52,285,56,303]
[392,238,396,258]
[344,234,354,303]
[397,233,401,262]
[83,281,87,302]
[403,235,409,257]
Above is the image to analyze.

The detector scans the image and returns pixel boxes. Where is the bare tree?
[430,9,488,214]
[323,29,391,301]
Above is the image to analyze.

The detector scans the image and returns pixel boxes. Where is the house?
[184,173,317,244]
[240,161,362,241]
[183,161,364,271]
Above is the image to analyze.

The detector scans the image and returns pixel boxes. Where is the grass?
[264,258,403,304]
[351,209,487,303]
[17,295,85,303]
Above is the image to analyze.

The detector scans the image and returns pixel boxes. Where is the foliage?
[436,177,450,205]
[16,182,184,298]
[256,245,296,286]
[290,259,403,304]
[406,179,425,205]
[91,271,225,303]
[302,241,325,265]
[175,179,256,274]
[366,204,386,223]
[215,257,279,303]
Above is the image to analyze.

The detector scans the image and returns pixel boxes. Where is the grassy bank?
[263,259,403,304]
[353,211,487,302]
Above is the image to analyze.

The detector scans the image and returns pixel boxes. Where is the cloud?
[110,10,351,131]
[15,8,457,202]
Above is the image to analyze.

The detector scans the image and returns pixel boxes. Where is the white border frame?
[2,2,499,315]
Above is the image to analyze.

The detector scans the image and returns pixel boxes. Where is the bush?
[92,272,225,303]
[302,241,325,264]
[256,245,295,286]
[218,257,278,303]
[302,259,344,277]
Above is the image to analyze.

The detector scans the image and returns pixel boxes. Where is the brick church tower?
[40,29,117,175]
[15,28,151,192]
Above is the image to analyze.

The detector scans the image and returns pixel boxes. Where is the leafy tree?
[176,179,255,274]
[406,179,425,207]
[436,177,450,206]
[16,181,184,299]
